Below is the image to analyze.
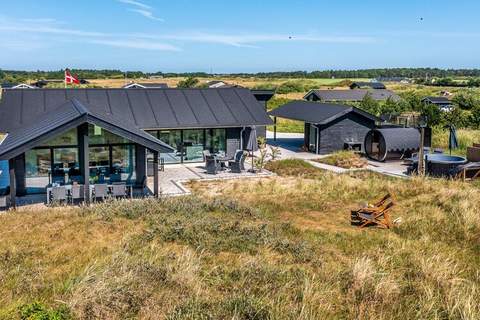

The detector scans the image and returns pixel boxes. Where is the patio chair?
[51,186,67,204]
[228,150,247,173]
[109,173,121,183]
[69,184,85,204]
[205,155,221,175]
[93,184,109,202]
[111,183,127,198]
[351,193,396,229]
[202,150,211,161]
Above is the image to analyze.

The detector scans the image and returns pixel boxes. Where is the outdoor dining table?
[215,155,233,169]
[46,184,133,204]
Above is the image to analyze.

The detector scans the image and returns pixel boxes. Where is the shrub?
[19,302,70,320]
[276,81,305,94]
[316,151,368,169]
[177,77,199,88]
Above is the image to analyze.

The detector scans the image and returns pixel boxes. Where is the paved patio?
[266,130,409,177]
[148,161,274,196]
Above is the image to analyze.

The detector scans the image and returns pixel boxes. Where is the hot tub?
[407,154,467,177]
[425,154,467,177]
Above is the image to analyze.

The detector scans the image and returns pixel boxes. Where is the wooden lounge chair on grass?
[351,193,396,229]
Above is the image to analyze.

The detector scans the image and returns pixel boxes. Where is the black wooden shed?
[364,127,420,161]
[269,101,378,154]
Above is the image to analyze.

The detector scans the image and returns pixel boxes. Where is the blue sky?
[0,0,479,72]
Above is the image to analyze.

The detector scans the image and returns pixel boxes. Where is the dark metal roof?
[304,89,400,102]
[123,82,168,89]
[350,82,386,90]
[0,98,174,160]
[422,96,452,105]
[0,88,273,132]
[375,127,420,152]
[251,89,276,102]
[268,101,378,125]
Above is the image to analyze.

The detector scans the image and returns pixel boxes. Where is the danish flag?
[65,69,80,85]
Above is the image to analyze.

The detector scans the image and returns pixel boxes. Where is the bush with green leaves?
[19,302,70,320]
[177,77,199,88]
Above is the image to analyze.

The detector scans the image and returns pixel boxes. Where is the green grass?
[432,127,480,155]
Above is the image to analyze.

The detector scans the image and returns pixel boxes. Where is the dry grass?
[1,162,480,319]
[315,151,368,169]
[432,128,480,155]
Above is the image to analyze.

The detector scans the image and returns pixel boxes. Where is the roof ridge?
[69,98,90,115]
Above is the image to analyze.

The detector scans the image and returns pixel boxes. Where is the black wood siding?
[318,113,375,154]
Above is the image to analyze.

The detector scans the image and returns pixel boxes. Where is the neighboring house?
[123,82,168,89]
[269,101,378,154]
[206,80,230,88]
[1,83,36,89]
[0,88,273,198]
[349,82,386,90]
[304,89,400,102]
[374,77,411,83]
[422,96,453,111]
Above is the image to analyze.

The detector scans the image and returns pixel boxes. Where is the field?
[1,160,479,319]
[87,77,371,90]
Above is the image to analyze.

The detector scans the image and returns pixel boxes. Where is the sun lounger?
[452,162,480,181]
[351,193,396,229]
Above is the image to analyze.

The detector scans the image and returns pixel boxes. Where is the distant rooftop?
[123,82,168,89]
[304,89,400,102]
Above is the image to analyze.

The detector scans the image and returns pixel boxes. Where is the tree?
[177,77,199,88]
[419,103,442,127]
[452,91,479,110]
[358,93,381,115]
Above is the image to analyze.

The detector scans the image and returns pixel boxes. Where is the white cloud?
[117,0,164,22]
[128,9,164,22]
[90,39,180,51]
[117,0,151,10]
[0,16,376,53]
[138,32,377,47]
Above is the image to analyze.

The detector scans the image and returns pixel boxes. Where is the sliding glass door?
[148,128,228,163]
[183,129,205,163]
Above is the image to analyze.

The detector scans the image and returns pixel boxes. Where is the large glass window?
[112,145,136,182]
[158,130,182,163]
[89,146,110,183]
[40,128,78,147]
[53,148,79,184]
[183,129,205,162]
[149,128,228,163]
[0,160,8,195]
[89,125,130,144]
[25,149,52,193]
[207,129,226,154]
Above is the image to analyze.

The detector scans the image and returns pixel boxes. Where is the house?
[374,77,411,83]
[0,88,273,200]
[122,82,168,89]
[422,96,453,111]
[206,80,230,88]
[304,89,400,102]
[1,83,36,89]
[268,101,378,154]
[349,82,386,90]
